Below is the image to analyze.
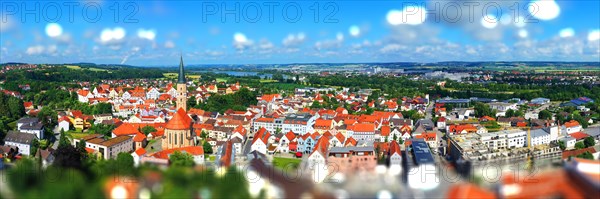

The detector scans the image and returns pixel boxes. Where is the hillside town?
[1,59,599,198]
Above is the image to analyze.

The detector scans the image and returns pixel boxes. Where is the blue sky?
[1,0,599,65]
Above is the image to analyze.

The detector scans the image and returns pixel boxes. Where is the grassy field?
[66,65,109,72]
[272,157,302,169]
[259,79,279,83]
[163,73,201,79]
[65,65,81,69]
[216,77,228,83]
[163,73,178,78]
[67,132,89,139]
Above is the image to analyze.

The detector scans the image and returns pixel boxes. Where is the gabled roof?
[389,140,402,156]
[381,125,391,136]
[564,120,581,128]
[252,127,271,145]
[133,133,147,142]
[344,137,357,146]
[113,123,141,136]
[351,123,376,132]
[334,132,345,143]
[135,148,147,156]
[284,130,296,141]
[165,108,192,130]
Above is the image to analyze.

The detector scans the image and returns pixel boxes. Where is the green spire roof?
[178,55,186,83]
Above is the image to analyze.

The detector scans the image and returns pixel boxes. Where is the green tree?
[116,152,135,175]
[474,102,496,118]
[141,125,157,136]
[203,141,213,154]
[76,139,87,156]
[576,151,594,160]
[187,95,197,109]
[538,110,552,120]
[558,140,566,150]
[93,102,113,114]
[58,129,70,148]
[169,151,195,167]
[506,109,516,117]
[584,137,595,148]
[88,123,116,138]
[575,142,586,149]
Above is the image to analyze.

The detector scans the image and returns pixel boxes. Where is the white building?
[479,129,527,150]
[3,131,36,156]
[17,117,44,139]
[73,134,134,159]
[146,87,161,100]
[252,114,317,135]
[488,102,518,117]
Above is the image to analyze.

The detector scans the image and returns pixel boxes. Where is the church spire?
[177,55,186,84]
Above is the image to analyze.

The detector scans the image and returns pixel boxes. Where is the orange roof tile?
[564,120,581,128]
[389,140,402,156]
[133,133,147,142]
[381,125,391,136]
[152,146,204,159]
[135,148,147,156]
[351,123,376,132]
[165,108,192,130]
[113,123,141,136]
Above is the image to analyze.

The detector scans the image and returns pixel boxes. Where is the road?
[425,101,434,119]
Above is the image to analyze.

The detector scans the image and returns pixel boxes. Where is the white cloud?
[518,29,529,38]
[0,16,14,32]
[45,23,63,37]
[26,45,45,55]
[588,30,600,41]
[100,27,126,43]
[559,28,575,38]
[336,32,344,41]
[164,40,175,48]
[137,29,156,40]
[386,6,427,26]
[380,44,405,53]
[529,0,561,21]
[233,32,253,50]
[349,25,360,37]
[258,39,274,50]
[282,33,306,47]
[481,15,498,29]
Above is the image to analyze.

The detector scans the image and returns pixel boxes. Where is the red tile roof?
[351,123,376,132]
[284,130,296,141]
[252,127,271,145]
[135,148,147,156]
[389,140,402,156]
[380,125,391,136]
[152,146,204,159]
[570,132,589,140]
[113,123,141,136]
[344,137,357,146]
[564,120,580,128]
[165,108,192,130]
[562,147,597,159]
[133,133,147,142]
[334,132,345,143]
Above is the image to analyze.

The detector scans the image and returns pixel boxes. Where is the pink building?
[326,146,377,174]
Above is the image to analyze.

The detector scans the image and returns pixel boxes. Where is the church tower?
[176,56,187,111]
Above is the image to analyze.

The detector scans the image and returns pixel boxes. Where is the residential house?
[388,140,402,166]
[73,134,134,159]
[250,128,271,155]
[3,131,36,156]
[17,117,44,139]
